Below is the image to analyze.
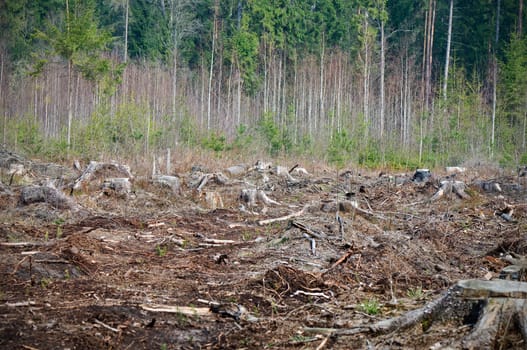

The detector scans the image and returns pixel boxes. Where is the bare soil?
[1,151,526,349]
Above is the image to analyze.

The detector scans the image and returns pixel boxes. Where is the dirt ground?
[1,150,526,349]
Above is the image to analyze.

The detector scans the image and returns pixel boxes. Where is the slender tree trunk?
[380,19,386,139]
[319,32,325,128]
[337,52,343,133]
[207,0,218,130]
[67,60,73,148]
[226,56,233,127]
[421,10,428,111]
[426,0,436,111]
[237,70,242,126]
[124,0,129,63]
[443,0,453,101]
[0,52,4,145]
[172,45,178,122]
[363,14,370,142]
[491,0,500,154]
[263,41,268,112]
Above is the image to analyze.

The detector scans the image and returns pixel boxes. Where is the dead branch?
[290,221,327,239]
[140,304,212,316]
[1,242,54,247]
[328,249,353,270]
[258,204,310,225]
[93,319,120,333]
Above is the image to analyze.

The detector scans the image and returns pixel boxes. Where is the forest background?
[1,0,526,170]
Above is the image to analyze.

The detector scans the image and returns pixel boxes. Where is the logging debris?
[3,150,527,349]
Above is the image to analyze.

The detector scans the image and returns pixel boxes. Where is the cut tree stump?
[73,161,133,191]
[430,180,469,201]
[313,279,527,349]
[19,185,80,211]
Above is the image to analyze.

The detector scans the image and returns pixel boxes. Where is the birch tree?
[442,0,453,101]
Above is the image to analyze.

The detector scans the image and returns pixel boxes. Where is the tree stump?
[368,279,527,349]
[19,185,80,211]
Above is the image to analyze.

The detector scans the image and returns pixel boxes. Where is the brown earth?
[1,150,526,349]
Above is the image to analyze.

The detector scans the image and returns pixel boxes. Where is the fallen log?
[258,204,310,225]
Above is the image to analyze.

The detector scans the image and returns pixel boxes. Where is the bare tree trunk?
[426,0,436,112]
[200,55,205,128]
[362,12,370,142]
[405,52,411,148]
[319,32,325,128]
[307,66,313,137]
[263,41,268,112]
[67,60,73,148]
[0,52,4,146]
[337,52,343,133]
[443,0,453,101]
[237,69,242,126]
[207,0,218,131]
[491,0,500,154]
[172,46,178,122]
[380,19,386,139]
[124,0,129,63]
[226,56,233,127]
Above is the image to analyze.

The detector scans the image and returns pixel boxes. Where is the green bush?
[327,129,353,168]
[201,132,226,153]
[257,112,292,156]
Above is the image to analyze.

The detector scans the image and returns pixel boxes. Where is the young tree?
[35,0,121,147]
[168,0,204,122]
[499,33,527,150]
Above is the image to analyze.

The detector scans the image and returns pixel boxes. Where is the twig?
[329,249,353,270]
[22,346,40,350]
[1,242,54,247]
[291,290,331,299]
[6,301,37,307]
[94,319,120,333]
[316,335,330,350]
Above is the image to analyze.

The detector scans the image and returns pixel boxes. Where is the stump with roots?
[369,279,527,349]
[308,275,527,349]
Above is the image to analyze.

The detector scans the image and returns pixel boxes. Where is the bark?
[360,279,527,349]
[491,0,500,152]
[443,0,454,101]
[124,0,129,64]
[380,19,385,139]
